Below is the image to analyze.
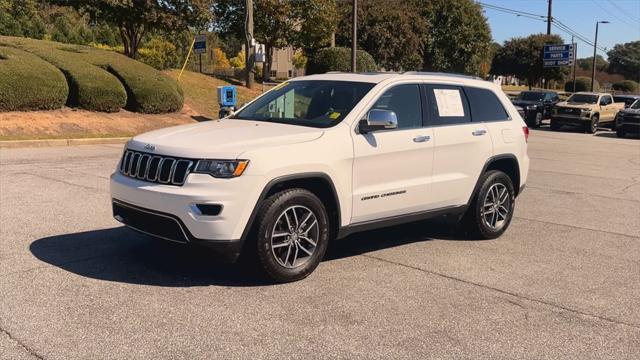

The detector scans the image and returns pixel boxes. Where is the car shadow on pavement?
[30,219,472,287]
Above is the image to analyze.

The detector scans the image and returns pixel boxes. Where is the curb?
[0,137,130,149]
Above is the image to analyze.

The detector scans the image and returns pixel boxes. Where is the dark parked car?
[615,99,640,138]
[613,95,640,109]
[511,91,560,128]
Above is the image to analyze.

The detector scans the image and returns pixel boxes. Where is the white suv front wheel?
[462,170,515,239]
[254,188,330,282]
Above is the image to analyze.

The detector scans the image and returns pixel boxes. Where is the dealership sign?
[543,43,575,67]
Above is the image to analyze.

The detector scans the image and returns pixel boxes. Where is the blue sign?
[544,59,574,67]
[543,43,575,68]
[544,52,571,60]
[544,44,573,53]
[194,34,206,54]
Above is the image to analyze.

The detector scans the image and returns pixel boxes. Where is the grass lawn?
[0,70,269,140]
[164,70,269,119]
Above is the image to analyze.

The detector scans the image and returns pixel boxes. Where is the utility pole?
[572,36,577,92]
[591,21,609,91]
[547,0,552,35]
[351,0,357,72]
[244,0,254,89]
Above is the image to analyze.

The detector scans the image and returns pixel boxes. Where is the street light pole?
[591,21,609,92]
[351,0,357,72]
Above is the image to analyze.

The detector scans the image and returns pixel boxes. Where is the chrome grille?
[559,107,580,115]
[119,150,194,186]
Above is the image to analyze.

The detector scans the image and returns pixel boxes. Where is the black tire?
[253,188,329,283]
[587,114,599,134]
[616,127,626,138]
[550,119,561,131]
[461,170,515,239]
[532,112,543,128]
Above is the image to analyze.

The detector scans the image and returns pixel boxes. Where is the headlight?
[194,159,249,178]
[527,105,537,110]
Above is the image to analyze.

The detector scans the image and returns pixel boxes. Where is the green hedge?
[612,80,638,93]
[306,47,378,74]
[0,36,183,113]
[0,38,127,112]
[91,51,184,113]
[0,46,68,111]
[565,76,599,92]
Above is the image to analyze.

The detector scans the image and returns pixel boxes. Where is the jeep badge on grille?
[144,144,155,152]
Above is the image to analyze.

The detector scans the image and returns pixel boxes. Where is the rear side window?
[424,85,471,126]
[464,87,510,122]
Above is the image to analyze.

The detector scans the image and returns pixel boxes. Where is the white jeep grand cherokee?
[111,72,529,282]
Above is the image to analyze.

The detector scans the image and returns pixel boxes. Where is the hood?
[620,108,640,115]
[128,119,324,159]
[512,100,541,107]
[556,101,594,109]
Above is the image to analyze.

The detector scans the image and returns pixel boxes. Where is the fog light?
[195,204,223,216]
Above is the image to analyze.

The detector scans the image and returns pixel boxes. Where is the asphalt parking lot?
[1,127,639,359]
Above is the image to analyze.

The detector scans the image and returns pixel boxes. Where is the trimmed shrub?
[0,37,127,112]
[565,76,599,92]
[0,35,183,113]
[612,80,638,93]
[96,53,184,113]
[306,47,377,74]
[0,46,68,111]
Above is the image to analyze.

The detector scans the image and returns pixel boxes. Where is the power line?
[552,18,607,53]
[477,2,547,19]
[606,0,640,24]
[590,0,637,28]
[477,2,608,54]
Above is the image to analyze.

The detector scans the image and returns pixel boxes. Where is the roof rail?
[402,71,484,81]
[324,71,399,75]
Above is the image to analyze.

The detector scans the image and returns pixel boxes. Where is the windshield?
[614,96,638,106]
[567,94,598,104]
[631,100,640,110]
[231,80,375,128]
[518,92,545,101]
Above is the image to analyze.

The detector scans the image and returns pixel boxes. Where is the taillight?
[522,126,529,143]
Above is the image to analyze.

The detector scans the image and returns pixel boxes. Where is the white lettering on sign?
[434,89,464,117]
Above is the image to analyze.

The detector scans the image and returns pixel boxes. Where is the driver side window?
[600,96,612,105]
[370,84,423,129]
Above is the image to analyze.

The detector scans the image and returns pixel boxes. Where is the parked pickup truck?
[551,92,625,133]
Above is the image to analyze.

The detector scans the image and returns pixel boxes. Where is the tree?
[290,0,338,56]
[0,0,46,39]
[491,34,569,89]
[336,0,427,71]
[214,0,337,81]
[416,0,491,75]
[607,41,640,82]
[253,0,295,81]
[577,55,608,72]
[48,0,213,59]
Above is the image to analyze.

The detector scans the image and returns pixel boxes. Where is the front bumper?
[551,115,591,125]
[112,199,244,261]
[618,122,640,133]
[110,171,266,256]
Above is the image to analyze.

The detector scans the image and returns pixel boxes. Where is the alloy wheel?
[481,183,511,231]
[270,205,319,269]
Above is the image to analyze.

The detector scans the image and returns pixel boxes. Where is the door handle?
[413,135,431,143]
[472,129,487,136]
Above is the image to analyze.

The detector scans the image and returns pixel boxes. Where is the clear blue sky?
[481,0,640,59]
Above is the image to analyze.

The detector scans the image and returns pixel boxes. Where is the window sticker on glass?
[329,112,341,120]
[433,89,465,117]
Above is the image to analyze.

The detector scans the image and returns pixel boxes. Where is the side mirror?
[359,109,398,134]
